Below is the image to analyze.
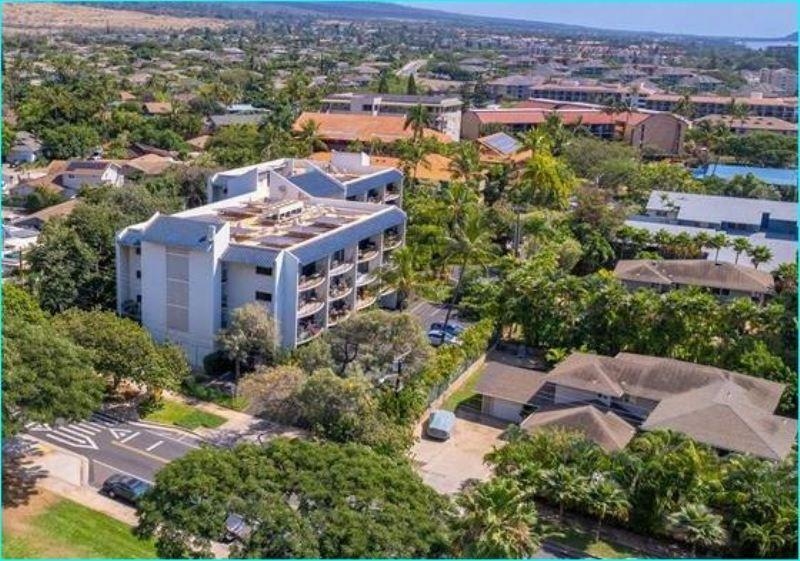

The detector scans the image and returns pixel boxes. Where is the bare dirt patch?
[3,3,246,35]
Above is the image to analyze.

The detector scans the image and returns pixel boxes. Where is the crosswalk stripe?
[77,422,102,433]
[70,424,100,436]
[59,426,96,439]
[87,421,106,429]
[44,429,87,445]
[91,412,121,424]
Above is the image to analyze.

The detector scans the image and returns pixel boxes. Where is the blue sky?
[403,1,798,38]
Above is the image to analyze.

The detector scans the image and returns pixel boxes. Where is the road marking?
[110,440,169,463]
[409,301,426,314]
[145,440,164,452]
[45,432,98,450]
[77,422,102,433]
[109,428,134,440]
[92,460,154,485]
[142,428,201,449]
[91,412,122,425]
[87,421,106,429]
[68,424,100,436]
[119,431,140,444]
[26,423,50,432]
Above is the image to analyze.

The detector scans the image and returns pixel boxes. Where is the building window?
[255,291,272,302]
[136,294,142,303]
[256,265,273,276]
[135,247,141,255]
[136,270,141,279]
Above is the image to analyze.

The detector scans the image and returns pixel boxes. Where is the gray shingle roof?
[221,245,279,267]
[520,405,636,453]
[614,259,775,294]
[289,169,345,198]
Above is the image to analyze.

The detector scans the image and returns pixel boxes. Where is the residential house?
[13,199,79,230]
[475,132,532,166]
[475,351,796,460]
[116,158,406,366]
[6,131,42,165]
[309,151,455,185]
[62,161,124,191]
[614,259,775,303]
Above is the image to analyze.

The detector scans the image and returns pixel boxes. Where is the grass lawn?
[441,365,484,411]
[144,399,227,430]
[553,525,646,558]
[3,492,156,558]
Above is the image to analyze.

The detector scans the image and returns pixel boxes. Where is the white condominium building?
[116,153,405,365]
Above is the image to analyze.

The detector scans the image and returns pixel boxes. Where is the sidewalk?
[162,391,306,446]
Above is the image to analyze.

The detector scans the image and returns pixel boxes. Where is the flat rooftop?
[208,196,390,250]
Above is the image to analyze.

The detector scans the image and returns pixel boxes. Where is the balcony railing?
[356,271,377,286]
[357,247,378,262]
[329,260,354,277]
[329,282,353,300]
[328,307,351,326]
[297,298,325,318]
[297,322,323,344]
[298,272,326,291]
[379,284,396,296]
[383,235,402,250]
[356,293,377,310]
[384,191,401,201]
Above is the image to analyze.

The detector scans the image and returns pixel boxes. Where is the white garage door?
[489,398,525,423]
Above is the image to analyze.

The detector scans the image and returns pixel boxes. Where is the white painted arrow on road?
[109,428,133,440]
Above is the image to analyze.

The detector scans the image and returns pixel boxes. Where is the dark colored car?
[100,474,151,505]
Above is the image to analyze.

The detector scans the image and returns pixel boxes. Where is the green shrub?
[202,350,233,378]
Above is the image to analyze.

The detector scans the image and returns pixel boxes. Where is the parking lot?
[410,412,508,494]
[407,299,469,331]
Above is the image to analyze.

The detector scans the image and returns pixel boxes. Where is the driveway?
[410,414,506,494]
[407,299,469,332]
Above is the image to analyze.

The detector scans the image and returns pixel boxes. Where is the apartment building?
[759,68,798,96]
[117,154,406,366]
[320,92,463,141]
[626,190,797,270]
[641,93,798,122]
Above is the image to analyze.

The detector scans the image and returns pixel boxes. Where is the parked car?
[427,323,465,347]
[426,409,456,441]
[224,513,253,542]
[100,474,151,505]
[430,322,465,336]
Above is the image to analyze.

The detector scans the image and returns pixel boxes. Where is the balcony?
[384,190,401,202]
[356,271,377,286]
[329,282,353,300]
[329,259,354,277]
[383,234,402,250]
[357,246,379,262]
[297,321,323,344]
[298,272,326,291]
[379,283,396,296]
[356,292,377,310]
[297,297,325,318]
[328,307,351,326]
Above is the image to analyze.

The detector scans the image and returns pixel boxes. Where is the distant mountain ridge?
[84,2,796,42]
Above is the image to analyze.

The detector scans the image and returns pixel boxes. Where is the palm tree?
[674,92,695,120]
[395,139,428,186]
[454,478,559,558]
[294,119,327,155]
[667,503,728,556]
[727,98,750,129]
[587,478,630,540]
[438,206,495,344]
[403,104,431,141]
[518,146,576,210]
[441,181,479,231]
[731,237,752,264]
[377,246,421,310]
[540,464,590,519]
[707,233,729,263]
[448,141,483,187]
[747,245,773,270]
[739,521,787,558]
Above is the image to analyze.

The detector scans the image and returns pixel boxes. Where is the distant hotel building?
[116,153,405,365]
[320,92,463,141]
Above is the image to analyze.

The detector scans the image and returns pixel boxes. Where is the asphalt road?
[407,299,468,331]
[395,58,427,77]
[26,411,203,485]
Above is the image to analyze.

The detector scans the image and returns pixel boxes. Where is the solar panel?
[482,132,521,156]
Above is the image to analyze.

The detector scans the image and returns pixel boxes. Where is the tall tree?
[747,245,773,270]
[453,478,557,558]
[217,303,279,390]
[403,104,431,141]
[707,232,730,263]
[406,73,417,95]
[667,503,728,556]
[731,237,752,264]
